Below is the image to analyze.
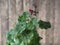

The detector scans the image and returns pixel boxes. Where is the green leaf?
[26,22,35,30]
[15,22,26,33]
[18,12,31,22]
[38,20,51,29]
[20,41,24,45]
[23,12,31,18]
[32,17,38,27]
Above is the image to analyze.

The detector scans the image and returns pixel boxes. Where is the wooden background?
[0,0,60,45]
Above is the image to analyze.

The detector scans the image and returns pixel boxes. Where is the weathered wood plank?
[45,0,55,45]
[38,0,48,45]
[0,0,9,45]
[16,0,23,15]
[0,2,1,44]
[23,0,30,11]
[9,0,16,29]
[54,0,60,45]
[0,18,1,45]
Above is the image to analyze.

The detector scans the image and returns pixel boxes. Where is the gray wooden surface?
[0,0,60,45]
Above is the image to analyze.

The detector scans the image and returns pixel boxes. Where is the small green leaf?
[32,17,38,27]
[26,22,35,30]
[38,20,51,29]
[15,22,26,33]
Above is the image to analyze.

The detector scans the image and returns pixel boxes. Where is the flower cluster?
[29,4,38,16]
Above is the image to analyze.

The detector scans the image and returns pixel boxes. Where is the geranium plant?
[6,4,51,45]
